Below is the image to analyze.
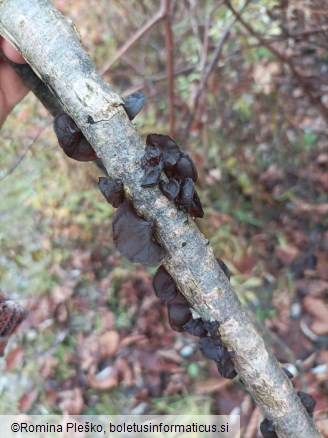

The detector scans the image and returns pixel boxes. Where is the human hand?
[0,38,29,126]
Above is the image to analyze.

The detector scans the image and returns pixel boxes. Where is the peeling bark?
[0,1,323,437]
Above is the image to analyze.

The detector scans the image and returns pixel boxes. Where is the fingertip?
[1,39,26,64]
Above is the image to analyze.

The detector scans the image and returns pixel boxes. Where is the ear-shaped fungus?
[98,177,124,208]
[199,336,237,379]
[141,161,164,188]
[159,178,180,201]
[141,145,162,168]
[297,391,316,417]
[178,178,195,211]
[173,153,198,182]
[112,201,165,265]
[282,367,294,380]
[216,258,231,281]
[260,419,277,438]
[146,134,181,173]
[189,190,204,218]
[202,320,220,337]
[152,266,178,301]
[167,302,192,332]
[123,91,145,121]
[54,113,97,162]
[183,318,207,337]
[140,146,164,187]
[199,336,223,361]
[215,350,237,379]
[167,291,192,332]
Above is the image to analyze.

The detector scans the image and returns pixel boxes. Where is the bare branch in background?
[183,17,236,141]
[224,0,328,123]
[164,0,175,137]
[122,64,195,97]
[101,0,169,74]
[0,124,49,180]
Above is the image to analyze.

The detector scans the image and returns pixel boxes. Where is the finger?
[1,38,26,64]
[0,62,29,124]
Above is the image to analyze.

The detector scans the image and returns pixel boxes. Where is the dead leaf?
[39,356,59,379]
[207,211,233,229]
[205,168,222,185]
[233,254,259,274]
[50,282,75,306]
[116,358,134,386]
[315,415,328,438]
[260,164,284,189]
[87,367,118,390]
[296,279,328,298]
[78,330,120,372]
[58,388,84,415]
[19,389,38,412]
[316,153,328,165]
[194,378,231,394]
[98,331,120,358]
[275,245,299,266]
[120,334,146,348]
[292,199,328,216]
[303,296,328,335]
[5,347,24,371]
[316,252,328,281]
[157,349,183,364]
[253,62,281,94]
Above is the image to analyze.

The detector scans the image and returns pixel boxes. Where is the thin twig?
[101,0,168,74]
[164,0,175,137]
[183,15,237,141]
[199,9,211,73]
[188,0,203,58]
[0,124,49,180]
[121,64,196,97]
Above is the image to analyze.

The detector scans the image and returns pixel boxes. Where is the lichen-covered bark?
[0,1,322,437]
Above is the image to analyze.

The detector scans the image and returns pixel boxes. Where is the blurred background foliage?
[0,0,327,435]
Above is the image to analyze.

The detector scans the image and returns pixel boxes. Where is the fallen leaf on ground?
[194,378,232,394]
[19,389,38,412]
[58,388,84,415]
[5,347,24,371]
[87,366,119,390]
[275,245,299,266]
[303,296,328,335]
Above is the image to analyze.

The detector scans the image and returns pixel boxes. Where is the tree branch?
[0,1,322,437]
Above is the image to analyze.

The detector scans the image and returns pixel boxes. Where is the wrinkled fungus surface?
[98,177,124,208]
[123,91,146,121]
[54,113,97,162]
[141,134,204,217]
[152,266,178,301]
[112,201,165,265]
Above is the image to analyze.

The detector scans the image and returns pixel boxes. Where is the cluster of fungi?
[53,91,235,378]
[53,91,316,437]
[141,134,203,218]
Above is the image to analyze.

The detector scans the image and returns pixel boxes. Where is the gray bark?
[0,1,322,437]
